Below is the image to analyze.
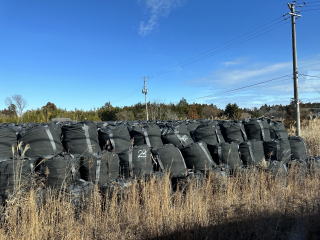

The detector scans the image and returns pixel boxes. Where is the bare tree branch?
[5,97,13,107]
[5,95,27,117]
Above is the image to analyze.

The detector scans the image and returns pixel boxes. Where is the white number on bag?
[138,149,147,158]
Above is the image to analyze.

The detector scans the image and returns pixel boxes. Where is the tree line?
[0,95,318,123]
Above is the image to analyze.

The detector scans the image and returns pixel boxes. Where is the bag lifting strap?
[44,126,57,153]
[82,124,93,154]
[199,142,214,167]
[128,149,133,177]
[156,155,165,171]
[276,141,281,161]
[217,145,222,165]
[143,128,151,148]
[95,157,101,184]
[226,147,232,166]
[239,123,248,141]
[215,128,221,143]
[247,141,255,163]
[177,148,188,169]
[108,132,116,152]
[257,120,266,141]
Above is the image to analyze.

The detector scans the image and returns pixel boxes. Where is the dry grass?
[0,171,319,240]
[289,119,320,156]
[301,119,320,156]
[0,121,319,240]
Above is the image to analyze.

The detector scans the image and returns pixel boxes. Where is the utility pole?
[288,1,301,136]
[142,77,149,121]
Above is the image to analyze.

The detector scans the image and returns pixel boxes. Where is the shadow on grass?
[146,212,320,240]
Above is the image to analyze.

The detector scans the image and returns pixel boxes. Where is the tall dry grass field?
[301,119,320,156]
[289,119,320,155]
[0,121,319,240]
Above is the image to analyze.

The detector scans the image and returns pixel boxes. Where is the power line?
[146,1,315,125]
[303,1,320,7]
[195,74,291,100]
[302,8,320,12]
[300,73,320,78]
[304,4,320,7]
[303,1,320,4]
[303,8,320,11]
[149,2,318,84]
[151,15,289,79]
[301,7,320,11]
[303,0,320,3]
[178,18,289,68]
[299,1,320,12]
[296,0,320,8]
[299,74,320,95]
[299,75,320,100]
[300,61,320,70]
[223,76,291,94]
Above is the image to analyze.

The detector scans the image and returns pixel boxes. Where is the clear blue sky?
[0,0,319,110]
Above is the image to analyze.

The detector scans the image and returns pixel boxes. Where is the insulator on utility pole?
[142,77,149,121]
[288,1,301,136]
